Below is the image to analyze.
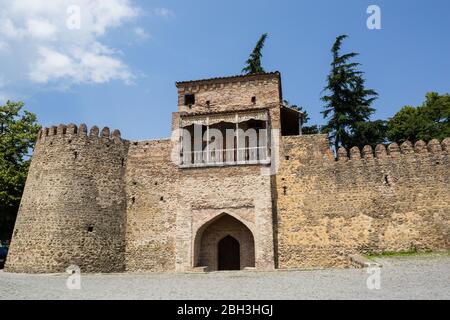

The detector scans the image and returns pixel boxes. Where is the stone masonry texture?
[277,135,450,269]
[4,72,450,273]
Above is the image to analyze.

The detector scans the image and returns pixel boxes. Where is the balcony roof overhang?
[179,109,270,127]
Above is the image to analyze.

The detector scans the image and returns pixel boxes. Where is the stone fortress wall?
[5,125,128,273]
[5,72,450,273]
[276,135,450,269]
[5,128,276,273]
[6,73,282,273]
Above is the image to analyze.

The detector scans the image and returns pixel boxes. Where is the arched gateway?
[194,213,255,271]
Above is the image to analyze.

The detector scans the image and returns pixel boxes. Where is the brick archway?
[194,213,255,271]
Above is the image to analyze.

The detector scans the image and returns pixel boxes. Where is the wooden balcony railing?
[180,146,270,167]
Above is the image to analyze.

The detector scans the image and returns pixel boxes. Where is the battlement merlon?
[337,138,450,161]
[282,135,450,164]
[37,123,123,145]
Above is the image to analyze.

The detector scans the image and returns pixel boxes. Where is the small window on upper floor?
[184,94,195,106]
[251,96,256,104]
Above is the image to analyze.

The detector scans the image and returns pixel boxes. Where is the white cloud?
[29,43,134,85]
[0,18,26,39]
[0,0,143,95]
[134,27,150,40]
[27,19,57,39]
[153,8,175,19]
[79,50,133,84]
[83,0,140,35]
[29,47,77,83]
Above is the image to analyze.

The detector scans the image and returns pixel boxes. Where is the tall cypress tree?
[321,35,378,151]
[242,33,268,74]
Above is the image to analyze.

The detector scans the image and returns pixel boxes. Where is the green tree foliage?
[0,101,41,240]
[302,125,320,135]
[242,33,268,74]
[347,120,387,149]
[321,35,378,150]
[387,92,450,143]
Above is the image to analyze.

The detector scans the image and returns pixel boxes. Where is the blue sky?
[1,0,449,140]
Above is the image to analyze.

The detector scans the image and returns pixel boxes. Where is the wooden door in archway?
[218,235,240,270]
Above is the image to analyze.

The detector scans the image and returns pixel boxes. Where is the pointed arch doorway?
[194,213,255,271]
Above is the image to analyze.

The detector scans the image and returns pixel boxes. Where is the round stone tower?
[5,124,128,273]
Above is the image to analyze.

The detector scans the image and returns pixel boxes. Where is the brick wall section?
[5,124,128,273]
[124,140,275,272]
[124,139,179,272]
[277,135,450,269]
[176,73,281,114]
[177,165,275,271]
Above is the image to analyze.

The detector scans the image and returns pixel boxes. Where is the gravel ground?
[0,255,449,300]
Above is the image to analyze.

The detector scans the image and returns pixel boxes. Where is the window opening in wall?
[251,96,256,104]
[87,226,94,233]
[184,94,195,106]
